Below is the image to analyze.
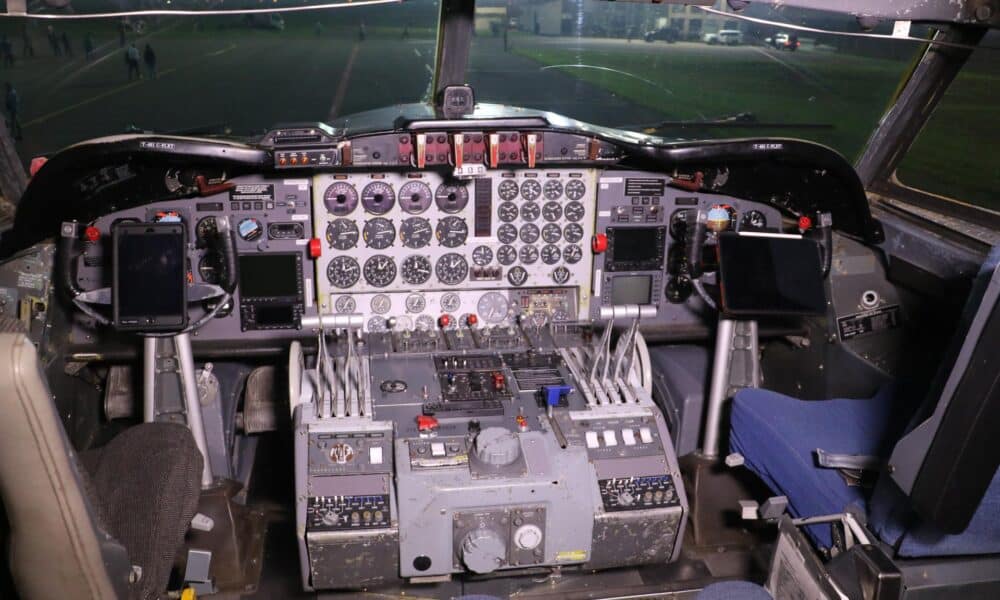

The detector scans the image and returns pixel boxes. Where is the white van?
[718,29,743,45]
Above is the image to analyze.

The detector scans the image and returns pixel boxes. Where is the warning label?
[230,183,273,203]
[837,304,901,340]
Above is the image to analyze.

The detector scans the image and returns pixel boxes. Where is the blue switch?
[543,385,573,407]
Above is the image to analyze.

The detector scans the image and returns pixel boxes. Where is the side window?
[895,44,999,214]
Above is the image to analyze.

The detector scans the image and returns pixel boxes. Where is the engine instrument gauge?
[435,216,468,248]
[472,245,493,266]
[543,179,563,200]
[441,292,461,312]
[542,223,562,244]
[497,245,517,266]
[405,293,426,313]
[740,210,768,231]
[520,179,541,201]
[519,245,539,264]
[497,202,518,222]
[415,314,435,330]
[401,255,432,285]
[520,202,541,222]
[326,219,359,250]
[399,217,433,249]
[477,292,510,324]
[541,244,561,265]
[564,201,585,222]
[363,255,397,287]
[565,179,586,200]
[363,218,396,249]
[563,244,583,264]
[497,224,518,244]
[399,180,432,214]
[195,217,218,248]
[334,295,357,313]
[435,253,469,285]
[370,294,392,314]
[519,223,540,244]
[367,316,387,332]
[434,183,469,213]
[563,223,584,243]
[507,266,528,287]
[198,252,224,284]
[327,256,361,289]
[361,181,396,214]
[323,182,359,216]
[498,180,519,201]
[542,202,562,222]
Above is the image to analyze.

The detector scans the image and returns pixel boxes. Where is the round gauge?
[563,244,583,264]
[541,244,561,265]
[498,180,519,201]
[401,255,432,285]
[520,179,542,201]
[552,266,571,285]
[323,182,359,216]
[392,315,414,331]
[520,202,541,222]
[542,223,562,244]
[519,245,539,265]
[334,295,357,313]
[497,224,518,244]
[363,255,397,287]
[706,204,737,232]
[195,217,218,247]
[237,218,263,241]
[441,292,461,312]
[507,266,529,287]
[472,245,493,266]
[477,292,510,324]
[361,181,395,214]
[399,217,433,249]
[543,179,563,200]
[370,294,392,314]
[415,314,435,330]
[363,218,396,249]
[564,223,584,244]
[327,256,361,289]
[497,245,517,266]
[497,202,518,223]
[542,202,562,222]
[741,209,767,231]
[367,316,387,332]
[565,179,586,200]
[399,180,433,214]
[564,201,585,222]
[326,219,359,250]
[405,293,426,313]
[519,223,540,244]
[435,253,469,285]
[198,252,224,284]
[434,183,469,213]
[436,216,468,248]
[670,209,692,240]
[552,307,570,322]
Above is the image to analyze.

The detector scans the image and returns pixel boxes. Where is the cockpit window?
[2,0,439,160]
[467,0,926,162]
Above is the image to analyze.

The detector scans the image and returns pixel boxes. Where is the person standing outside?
[5,83,21,140]
[84,33,94,61]
[125,43,141,81]
[143,43,156,80]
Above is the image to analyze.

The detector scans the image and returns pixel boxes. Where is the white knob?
[513,524,543,550]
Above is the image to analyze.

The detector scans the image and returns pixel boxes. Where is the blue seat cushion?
[697,581,773,600]
[730,386,900,548]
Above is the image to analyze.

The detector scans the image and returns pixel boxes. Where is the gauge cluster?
[312,171,597,331]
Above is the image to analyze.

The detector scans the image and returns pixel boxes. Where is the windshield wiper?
[629,112,834,134]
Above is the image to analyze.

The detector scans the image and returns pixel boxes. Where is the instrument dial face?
[542,202,562,222]
[542,223,562,244]
[472,245,493,266]
[195,217,218,247]
[519,223,540,244]
[198,252,223,284]
[326,218,359,250]
[367,316,387,332]
[399,217,433,249]
[434,183,469,213]
[477,292,510,324]
[435,253,469,285]
[361,181,395,214]
[415,314,435,330]
[520,179,542,201]
[497,202,518,222]
[564,223,584,243]
[370,294,392,314]
[543,179,563,200]
[497,245,517,266]
[363,255,397,287]
[552,266,571,284]
[323,182,359,216]
[519,245,539,264]
[327,256,361,289]
[564,201,585,222]
[541,244,561,265]
[334,295,357,313]
[401,255,432,285]
[497,224,518,244]
[520,202,541,222]
[565,179,586,200]
[237,218,263,241]
[363,218,396,249]
[435,216,468,248]
[507,266,528,287]
[741,209,767,231]
[706,204,737,232]
[563,244,583,264]
[441,292,461,312]
[498,180,519,201]
[405,293,426,313]
[399,181,433,214]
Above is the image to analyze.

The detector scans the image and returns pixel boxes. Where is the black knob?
[665,276,693,304]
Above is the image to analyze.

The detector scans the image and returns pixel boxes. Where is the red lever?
[465,314,478,327]
[308,238,322,259]
[416,415,439,432]
[438,314,451,329]
[195,174,235,197]
[591,233,608,254]
[798,215,813,231]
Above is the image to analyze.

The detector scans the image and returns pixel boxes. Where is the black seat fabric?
[80,423,202,600]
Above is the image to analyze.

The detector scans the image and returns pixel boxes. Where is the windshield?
[1,0,439,160]
[468,0,929,162]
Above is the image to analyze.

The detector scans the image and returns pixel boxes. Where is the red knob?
[798,215,813,231]
[466,314,478,327]
[308,237,322,259]
[591,233,608,254]
[416,415,439,432]
[438,314,451,329]
[83,226,100,243]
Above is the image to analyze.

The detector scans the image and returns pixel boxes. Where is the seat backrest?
[0,333,126,599]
